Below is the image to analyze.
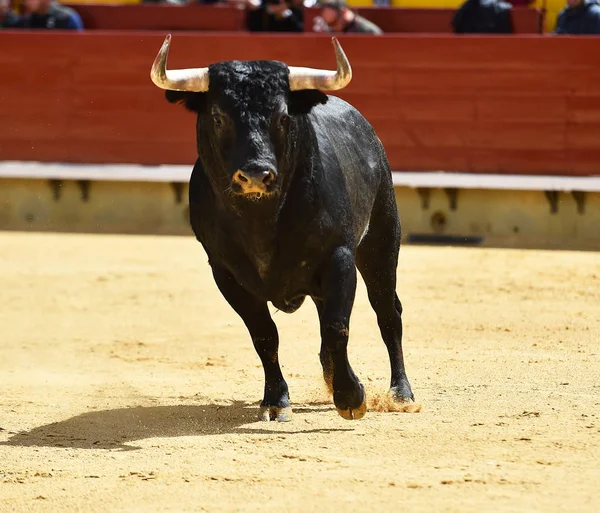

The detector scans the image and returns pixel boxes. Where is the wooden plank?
[469,122,566,151]
[386,147,470,171]
[476,95,567,122]
[393,69,567,95]
[567,95,600,124]
[399,94,476,122]
[406,122,471,148]
[567,150,600,175]
[470,149,567,174]
[566,124,600,150]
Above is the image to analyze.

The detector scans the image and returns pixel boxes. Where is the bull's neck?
[225,196,280,281]
[229,194,282,223]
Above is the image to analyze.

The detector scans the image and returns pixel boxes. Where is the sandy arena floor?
[0,231,598,512]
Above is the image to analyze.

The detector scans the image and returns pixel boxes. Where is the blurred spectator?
[240,0,305,32]
[451,0,513,33]
[141,0,189,4]
[21,0,83,29]
[554,0,600,33]
[1,0,22,27]
[315,0,383,33]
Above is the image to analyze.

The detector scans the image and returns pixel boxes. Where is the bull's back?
[308,95,391,240]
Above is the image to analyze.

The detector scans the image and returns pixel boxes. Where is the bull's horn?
[288,37,352,91]
[150,34,209,92]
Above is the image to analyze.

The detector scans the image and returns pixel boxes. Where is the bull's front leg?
[318,247,367,420]
[211,266,291,422]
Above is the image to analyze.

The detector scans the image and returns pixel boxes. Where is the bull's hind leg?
[356,185,415,405]
[211,266,292,422]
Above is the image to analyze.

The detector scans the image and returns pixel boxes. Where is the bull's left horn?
[150,34,209,92]
[288,37,352,92]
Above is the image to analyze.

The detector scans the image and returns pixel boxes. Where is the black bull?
[152,36,416,421]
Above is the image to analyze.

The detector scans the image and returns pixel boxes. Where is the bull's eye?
[213,114,224,127]
[278,114,290,131]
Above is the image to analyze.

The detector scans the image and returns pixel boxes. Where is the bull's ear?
[288,90,328,115]
[165,91,207,113]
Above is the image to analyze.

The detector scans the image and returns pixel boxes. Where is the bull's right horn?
[288,37,352,91]
[150,34,209,92]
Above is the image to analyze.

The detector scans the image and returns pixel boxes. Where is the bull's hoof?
[333,382,366,420]
[389,389,422,413]
[258,406,293,422]
[335,400,367,420]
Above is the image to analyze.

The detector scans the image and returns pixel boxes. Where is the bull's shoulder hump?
[314,94,357,116]
[309,95,373,130]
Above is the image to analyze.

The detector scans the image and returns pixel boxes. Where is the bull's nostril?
[234,171,249,184]
[262,172,274,185]
[235,169,274,188]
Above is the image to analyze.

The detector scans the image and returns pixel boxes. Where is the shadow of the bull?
[0,402,352,451]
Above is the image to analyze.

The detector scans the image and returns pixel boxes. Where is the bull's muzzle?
[232,168,275,196]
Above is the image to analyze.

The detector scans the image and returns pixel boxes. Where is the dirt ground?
[0,231,598,513]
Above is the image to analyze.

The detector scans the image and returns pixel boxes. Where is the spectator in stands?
[21,0,83,29]
[1,0,22,27]
[451,0,513,33]
[315,0,383,34]
[554,0,600,34]
[142,0,188,4]
[240,0,305,32]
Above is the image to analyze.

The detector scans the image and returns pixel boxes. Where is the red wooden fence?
[1,32,599,176]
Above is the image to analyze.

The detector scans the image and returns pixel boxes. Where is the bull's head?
[150,35,352,201]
